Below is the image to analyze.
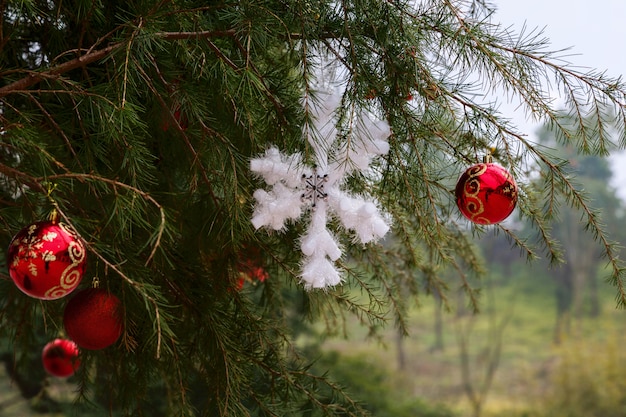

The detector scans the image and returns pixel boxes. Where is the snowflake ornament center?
[301,168,329,208]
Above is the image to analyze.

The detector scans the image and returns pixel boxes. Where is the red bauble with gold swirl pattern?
[455,161,518,225]
[8,220,86,300]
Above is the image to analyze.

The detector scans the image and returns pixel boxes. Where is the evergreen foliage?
[1,0,626,415]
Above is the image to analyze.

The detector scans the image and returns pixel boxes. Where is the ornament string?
[44,181,60,223]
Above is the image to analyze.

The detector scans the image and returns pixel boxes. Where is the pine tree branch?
[0,42,123,98]
[0,164,44,193]
[138,58,222,208]
[0,30,237,98]
[161,29,237,40]
[41,172,166,267]
[0,25,363,100]
[26,95,83,169]
[440,0,626,150]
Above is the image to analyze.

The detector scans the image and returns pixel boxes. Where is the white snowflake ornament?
[250,92,391,289]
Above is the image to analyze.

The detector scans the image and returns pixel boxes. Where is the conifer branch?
[136,59,222,208]
[0,42,122,98]
[0,30,237,98]
[40,172,166,267]
[0,164,44,193]
[526,152,626,306]
[26,96,82,167]
[88,246,165,359]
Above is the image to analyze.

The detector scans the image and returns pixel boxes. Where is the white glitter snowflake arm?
[300,200,343,288]
[250,147,308,231]
[317,107,391,240]
[328,191,390,244]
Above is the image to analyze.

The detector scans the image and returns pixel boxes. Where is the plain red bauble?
[63,288,123,350]
[161,108,188,131]
[455,162,518,225]
[8,221,87,299]
[42,338,80,378]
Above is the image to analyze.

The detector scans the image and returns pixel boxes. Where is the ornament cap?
[482,154,493,164]
[48,208,59,224]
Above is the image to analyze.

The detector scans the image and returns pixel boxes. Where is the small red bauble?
[235,245,269,290]
[8,220,86,299]
[63,288,123,350]
[161,108,188,131]
[42,338,80,378]
[236,264,269,290]
[455,160,518,225]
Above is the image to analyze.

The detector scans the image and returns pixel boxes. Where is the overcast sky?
[487,1,626,196]
[495,1,626,72]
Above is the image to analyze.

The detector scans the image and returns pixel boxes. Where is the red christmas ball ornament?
[455,157,518,225]
[235,245,269,290]
[8,218,86,299]
[161,108,188,131]
[236,264,269,290]
[42,338,80,378]
[63,288,123,350]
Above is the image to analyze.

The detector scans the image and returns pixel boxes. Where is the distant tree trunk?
[588,272,601,317]
[570,248,597,319]
[456,308,510,417]
[456,286,468,317]
[553,262,574,344]
[431,291,444,352]
[560,204,603,321]
[396,327,406,371]
[572,267,586,318]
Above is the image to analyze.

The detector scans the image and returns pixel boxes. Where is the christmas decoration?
[162,108,188,131]
[236,246,269,290]
[63,288,123,350]
[250,92,391,289]
[455,156,518,225]
[236,265,268,290]
[42,338,80,378]
[8,218,87,300]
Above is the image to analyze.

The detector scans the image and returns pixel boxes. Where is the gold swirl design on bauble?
[43,224,86,299]
[462,163,487,221]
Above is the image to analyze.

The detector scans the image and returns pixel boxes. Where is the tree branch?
[0,42,123,98]
[0,30,237,98]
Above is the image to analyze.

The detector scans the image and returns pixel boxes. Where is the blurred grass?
[0,359,85,416]
[319,266,626,417]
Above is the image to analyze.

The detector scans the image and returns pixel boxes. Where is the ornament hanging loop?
[43,181,58,201]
